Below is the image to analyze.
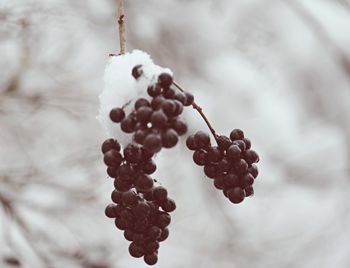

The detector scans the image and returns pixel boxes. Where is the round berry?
[135,174,154,191]
[171,118,187,135]
[151,110,168,128]
[122,190,138,207]
[129,242,144,258]
[240,173,254,188]
[186,135,197,150]
[194,131,210,149]
[153,186,168,202]
[136,106,153,124]
[163,88,176,99]
[101,138,121,154]
[105,204,117,218]
[111,190,123,204]
[158,227,169,241]
[103,150,123,167]
[161,198,176,212]
[193,149,207,166]
[142,160,157,174]
[144,253,158,265]
[134,98,150,110]
[158,73,173,89]
[226,145,241,161]
[243,138,251,150]
[245,186,254,197]
[143,134,162,153]
[204,164,218,178]
[248,164,259,178]
[121,117,136,133]
[243,149,260,164]
[184,92,194,106]
[151,96,166,110]
[124,229,134,241]
[230,129,244,141]
[147,85,162,97]
[132,65,143,80]
[174,92,186,104]
[233,140,246,152]
[157,212,171,228]
[161,128,179,148]
[109,108,125,123]
[206,146,222,163]
[227,187,245,204]
[217,135,232,150]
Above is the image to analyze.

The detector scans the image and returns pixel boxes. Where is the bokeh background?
[1,0,350,267]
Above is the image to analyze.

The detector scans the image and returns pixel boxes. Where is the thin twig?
[117,0,126,54]
[173,81,219,144]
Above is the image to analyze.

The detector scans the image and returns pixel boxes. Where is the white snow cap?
[97,50,172,146]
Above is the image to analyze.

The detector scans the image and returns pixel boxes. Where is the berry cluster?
[101,63,261,265]
[101,68,196,265]
[102,138,175,265]
[109,67,194,154]
[186,129,259,204]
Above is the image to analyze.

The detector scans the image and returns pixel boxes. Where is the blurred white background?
[1,0,350,267]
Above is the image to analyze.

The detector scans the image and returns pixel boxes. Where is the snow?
[97,50,172,146]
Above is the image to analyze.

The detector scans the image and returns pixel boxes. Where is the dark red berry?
[109,108,125,123]
[184,92,194,106]
[103,150,123,167]
[161,198,176,212]
[227,187,245,204]
[171,118,187,135]
[142,160,157,174]
[101,139,121,154]
[157,212,171,228]
[158,227,169,241]
[163,88,176,99]
[248,164,259,178]
[134,98,150,110]
[186,135,197,150]
[161,128,179,148]
[193,149,207,166]
[105,204,117,218]
[135,174,154,191]
[147,84,162,97]
[144,253,158,265]
[230,129,244,141]
[194,131,210,148]
[174,92,186,104]
[226,145,241,161]
[132,65,143,79]
[111,190,123,204]
[217,135,232,150]
[151,110,168,128]
[153,186,168,202]
[245,186,254,197]
[243,149,260,164]
[158,73,173,88]
[124,229,134,241]
[129,242,144,258]
[136,106,153,124]
[143,134,162,153]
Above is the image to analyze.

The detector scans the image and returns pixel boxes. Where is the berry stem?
[172,81,219,144]
[117,0,126,55]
